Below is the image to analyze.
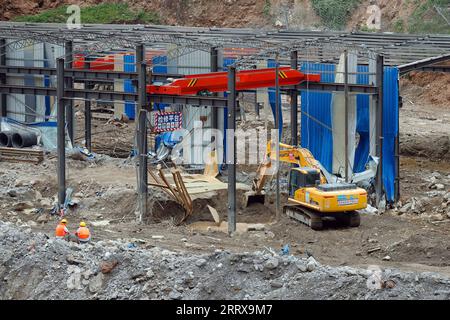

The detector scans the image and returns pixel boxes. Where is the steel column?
[84,61,92,152]
[344,50,350,182]
[0,38,6,117]
[290,50,298,146]
[56,58,66,207]
[210,47,219,130]
[136,44,148,223]
[227,66,236,234]
[65,41,74,143]
[375,54,384,206]
[275,58,281,220]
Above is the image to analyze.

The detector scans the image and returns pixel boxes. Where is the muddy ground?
[0,71,449,299]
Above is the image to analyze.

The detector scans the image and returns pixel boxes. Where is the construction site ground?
[0,72,449,299]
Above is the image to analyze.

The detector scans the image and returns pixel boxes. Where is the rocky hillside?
[1,0,448,33]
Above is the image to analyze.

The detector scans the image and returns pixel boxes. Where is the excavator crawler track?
[284,205,324,230]
[284,206,361,230]
[335,211,361,228]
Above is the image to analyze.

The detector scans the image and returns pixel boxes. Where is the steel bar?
[344,50,349,183]
[275,57,281,220]
[84,64,92,153]
[65,41,74,143]
[227,66,236,234]
[290,50,298,146]
[136,44,148,224]
[375,54,384,207]
[210,47,219,130]
[56,58,66,208]
[0,38,6,117]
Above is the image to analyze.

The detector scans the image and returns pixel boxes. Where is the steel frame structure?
[0,22,449,233]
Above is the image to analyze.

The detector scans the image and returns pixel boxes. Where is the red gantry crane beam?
[147,67,321,95]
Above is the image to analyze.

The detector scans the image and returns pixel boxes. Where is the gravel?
[1,221,450,300]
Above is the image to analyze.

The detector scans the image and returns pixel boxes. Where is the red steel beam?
[147,67,321,95]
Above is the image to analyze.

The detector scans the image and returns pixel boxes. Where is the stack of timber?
[0,147,44,164]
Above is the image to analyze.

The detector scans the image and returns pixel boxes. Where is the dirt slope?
[0,0,434,31]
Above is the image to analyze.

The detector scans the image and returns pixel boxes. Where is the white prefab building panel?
[167,48,216,166]
[331,52,358,179]
[5,40,48,122]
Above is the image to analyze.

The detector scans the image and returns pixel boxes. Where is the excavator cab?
[288,167,321,197]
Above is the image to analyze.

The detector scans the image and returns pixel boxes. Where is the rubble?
[1,222,450,299]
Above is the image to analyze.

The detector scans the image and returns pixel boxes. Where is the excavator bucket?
[244,191,266,207]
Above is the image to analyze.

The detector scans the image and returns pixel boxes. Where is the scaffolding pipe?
[84,62,92,153]
[0,38,6,117]
[275,57,281,220]
[56,58,66,207]
[344,50,350,183]
[136,44,148,223]
[375,54,384,206]
[210,47,219,130]
[65,41,74,144]
[227,66,236,234]
[290,50,298,146]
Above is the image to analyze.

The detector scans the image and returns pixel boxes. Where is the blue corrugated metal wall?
[267,59,283,137]
[382,67,399,202]
[152,55,168,111]
[300,62,399,202]
[123,54,136,119]
[300,63,335,172]
[354,65,371,173]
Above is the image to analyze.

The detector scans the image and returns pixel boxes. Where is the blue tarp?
[354,65,371,173]
[300,63,335,173]
[152,55,168,111]
[300,62,399,202]
[123,54,136,120]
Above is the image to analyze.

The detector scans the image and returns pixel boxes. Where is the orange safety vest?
[55,224,68,237]
[76,227,90,240]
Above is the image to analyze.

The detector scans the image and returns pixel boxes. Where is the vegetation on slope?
[311,0,361,29]
[406,0,450,34]
[13,3,160,24]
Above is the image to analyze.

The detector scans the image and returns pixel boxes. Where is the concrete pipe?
[0,131,13,147]
[11,132,38,148]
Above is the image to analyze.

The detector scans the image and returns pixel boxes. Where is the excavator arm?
[252,141,327,194]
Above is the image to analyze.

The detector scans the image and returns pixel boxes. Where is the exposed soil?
[0,0,433,32]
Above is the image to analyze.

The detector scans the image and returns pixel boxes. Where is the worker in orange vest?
[75,221,91,243]
[55,219,69,239]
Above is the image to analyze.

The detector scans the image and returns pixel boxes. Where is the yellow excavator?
[246,142,368,230]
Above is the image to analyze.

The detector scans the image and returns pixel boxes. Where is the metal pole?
[344,50,349,183]
[0,38,7,118]
[227,66,237,234]
[84,61,91,152]
[395,93,402,202]
[275,57,281,220]
[65,41,74,144]
[56,58,66,207]
[375,54,384,206]
[136,44,148,223]
[290,50,298,146]
[210,47,219,130]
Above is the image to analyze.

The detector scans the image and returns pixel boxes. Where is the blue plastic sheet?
[300,63,335,172]
[152,55,168,111]
[300,62,399,202]
[123,54,136,120]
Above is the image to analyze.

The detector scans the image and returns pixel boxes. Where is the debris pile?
[397,172,450,221]
[1,222,450,300]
